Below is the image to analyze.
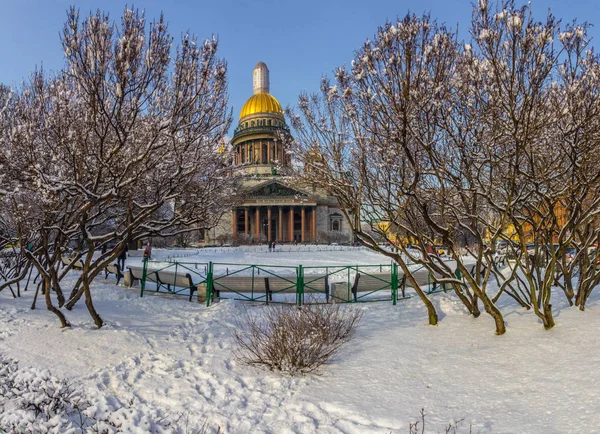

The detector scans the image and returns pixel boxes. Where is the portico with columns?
[232,203,318,242]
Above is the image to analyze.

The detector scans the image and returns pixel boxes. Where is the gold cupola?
[240,93,283,119]
[239,62,284,120]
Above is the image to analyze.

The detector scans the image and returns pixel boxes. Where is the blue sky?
[1,0,599,131]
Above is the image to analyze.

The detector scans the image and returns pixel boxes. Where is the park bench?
[211,274,296,302]
[155,269,200,302]
[405,267,436,288]
[210,273,329,303]
[335,272,401,302]
[297,273,329,302]
[126,265,202,302]
[104,263,123,285]
[127,250,145,258]
[125,265,159,287]
[334,268,441,301]
[468,264,487,279]
[61,255,83,270]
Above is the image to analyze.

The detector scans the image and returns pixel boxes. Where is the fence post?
[251,266,255,301]
[206,261,213,307]
[174,261,178,294]
[296,265,304,306]
[391,262,398,305]
[347,267,350,302]
[140,257,148,297]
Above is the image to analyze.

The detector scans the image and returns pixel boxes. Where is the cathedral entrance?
[232,204,317,243]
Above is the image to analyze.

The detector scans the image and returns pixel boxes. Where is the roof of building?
[239,92,283,120]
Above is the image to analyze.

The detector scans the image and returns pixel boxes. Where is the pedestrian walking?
[117,244,128,271]
[143,243,151,260]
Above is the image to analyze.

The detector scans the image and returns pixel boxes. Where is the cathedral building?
[207,62,352,245]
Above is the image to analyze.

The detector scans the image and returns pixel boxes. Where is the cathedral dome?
[239,92,283,120]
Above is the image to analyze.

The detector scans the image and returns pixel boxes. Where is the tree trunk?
[542,304,555,329]
[472,294,481,318]
[452,284,472,310]
[50,268,65,307]
[31,281,41,310]
[44,278,70,328]
[24,266,34,291]
[411,281,438,325]
[480,293,505,335]
[395,260,438,325]
[82,278,103,328]
[65,286,85,310]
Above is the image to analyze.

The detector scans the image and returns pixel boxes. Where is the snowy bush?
[0,356,214,433]
[233,303,363,375]
[0,357,80,433]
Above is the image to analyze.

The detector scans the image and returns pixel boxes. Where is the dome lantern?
[253,62,270,95]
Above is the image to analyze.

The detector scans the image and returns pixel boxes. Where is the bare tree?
[289,1,600,333]
[0,7,234,327]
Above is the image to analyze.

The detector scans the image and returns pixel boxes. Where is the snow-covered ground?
[135,245,404,267]
[1,247,599,433]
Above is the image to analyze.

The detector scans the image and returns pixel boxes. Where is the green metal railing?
[137,260,459,306]
[208,262,298,306]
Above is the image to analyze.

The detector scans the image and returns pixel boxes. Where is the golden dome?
[239,93,283,120]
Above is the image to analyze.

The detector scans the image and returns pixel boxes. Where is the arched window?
[241,148,246,163]
[251,120,255,127]
[267,119,272,126]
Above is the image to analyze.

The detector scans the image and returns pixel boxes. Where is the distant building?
[207,62,352,245]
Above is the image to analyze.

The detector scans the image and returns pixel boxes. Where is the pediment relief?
[247,181,308,198]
